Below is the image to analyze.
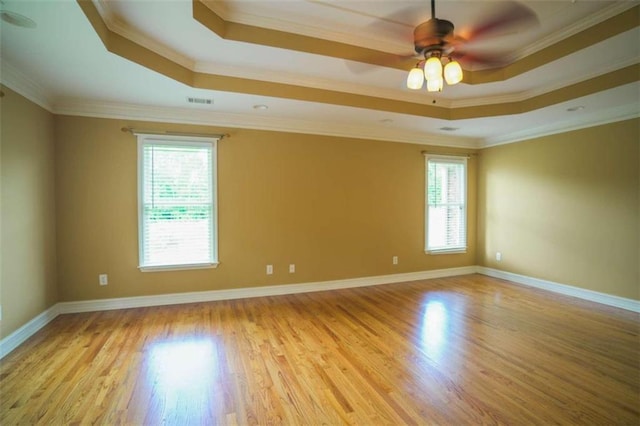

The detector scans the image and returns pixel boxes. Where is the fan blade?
[464,1,538,41]
[344,51,417,74]
[451,50,512,68]
[443,33,468,50]
[342,4,424,72]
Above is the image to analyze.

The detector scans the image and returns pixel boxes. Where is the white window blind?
[426,156,467,253]
[137,135,218,270]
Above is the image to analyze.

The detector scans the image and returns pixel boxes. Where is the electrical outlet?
[289,264,295,273]
[392,256,398,265]
[496,252,502,261]
[266,265,273,275]
[99,274,108,285]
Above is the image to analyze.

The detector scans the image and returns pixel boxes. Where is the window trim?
[137,134,219,271]
[424,154,468,255]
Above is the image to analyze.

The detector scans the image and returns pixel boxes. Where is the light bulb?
[444,60,463,85]
[424,57,443,81]
[426,77,443,92]
[406,66,425,90]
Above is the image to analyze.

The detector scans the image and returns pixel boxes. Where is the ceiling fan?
[405,0,538,92]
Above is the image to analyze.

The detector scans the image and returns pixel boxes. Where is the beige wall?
[2,88,638,338]
[477,118,639,300]
[0,87,58,339]
[54,115,477,301]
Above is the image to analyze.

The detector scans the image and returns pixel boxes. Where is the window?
[137,135,218,270]
[425,155,467,253]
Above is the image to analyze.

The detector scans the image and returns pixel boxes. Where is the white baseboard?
[57,266,477,314]
[0,304,59,359]
[1,266,475,359]
[477,266,640,313]
[3,265,637,360]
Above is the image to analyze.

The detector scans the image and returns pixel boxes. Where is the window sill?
[139,263,219,272]
[425,248,467,255]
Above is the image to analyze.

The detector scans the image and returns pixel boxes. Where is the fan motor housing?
[413,18,454,54]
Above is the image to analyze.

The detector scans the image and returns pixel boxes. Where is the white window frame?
[137,134,219,271]
[425,155,467,254]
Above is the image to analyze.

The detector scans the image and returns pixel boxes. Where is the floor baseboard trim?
[1,266,475,359]
[477,266,640,313]
[0,304,59,359]
[4,265,636,360]
[57,266,477,314]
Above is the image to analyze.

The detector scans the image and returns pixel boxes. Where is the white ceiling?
[1,0,638,148]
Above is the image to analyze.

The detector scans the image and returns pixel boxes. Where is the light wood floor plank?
[1,274,638,424]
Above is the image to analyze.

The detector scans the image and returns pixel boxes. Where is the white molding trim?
[53,100,480,148]
[514,1,639,61]
[0,304,59,359]
[481,104,640,148]
[451,56,640,110]
[2,45,632,150]
[0,267,473,359]
[94,0,194,71]
[477,267,640,313]
[193,61,440,108]
[57,266,477,314]
[199,0,409,56]
[3,265,638,359]
[0,59,53,112]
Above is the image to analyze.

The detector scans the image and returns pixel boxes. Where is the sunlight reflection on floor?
[148,338,218,398]
[421,300,448,364]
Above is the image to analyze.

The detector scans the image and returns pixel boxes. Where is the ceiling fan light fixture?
[426,77,443,92]
[424,56,443,81]
[444,60,463,85]
[407,66,425,90]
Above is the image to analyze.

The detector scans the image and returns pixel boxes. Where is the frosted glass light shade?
[426,77,443,92]
[444,60,463,85]
[424,57,443,80]
[406,67,425,90]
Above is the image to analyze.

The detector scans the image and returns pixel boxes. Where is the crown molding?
[4,52,634,151]
[514,1,639,61]
[450,56,640,109]
[0,59,53,111]
[93,0,194,70]
[86,0,639,98]
[52,99,480,148]
[46,96,640,150]
[194,62,451,108]
[199,54,639,112]
[86,0,639,115]
[481,103,640,148]
[200,0,410,55]
[199,0,231,21]
[203,0,637,69]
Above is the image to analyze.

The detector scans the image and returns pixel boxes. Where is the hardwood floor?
[1,274,639,425]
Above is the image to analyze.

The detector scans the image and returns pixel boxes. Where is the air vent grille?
[439,126,459,132]
[187,97,213,105]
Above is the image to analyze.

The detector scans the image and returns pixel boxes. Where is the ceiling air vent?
[439,126,459,132]
[187,97,213,105]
